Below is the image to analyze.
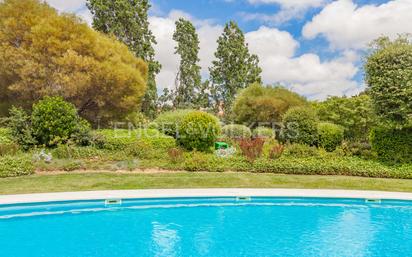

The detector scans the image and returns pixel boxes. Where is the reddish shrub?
[168,148,184,163]
[238,138,265,163]
[269,144,285,160]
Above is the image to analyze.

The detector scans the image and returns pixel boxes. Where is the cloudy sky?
[45,0,412,100]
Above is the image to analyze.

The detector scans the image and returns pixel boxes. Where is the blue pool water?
[1,197,412,257]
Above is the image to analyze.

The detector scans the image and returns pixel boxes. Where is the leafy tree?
[232,83,307,126]
[0,0,148,125]
[172,18,202,108]
[209,21,262,109]
[87,0,160,118]
[365,35,412,126]
[282,107,319,146]
[315,95,377,140]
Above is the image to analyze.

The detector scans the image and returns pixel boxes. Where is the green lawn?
[1,172,412,195]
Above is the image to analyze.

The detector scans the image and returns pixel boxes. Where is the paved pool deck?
[1,189,412,205]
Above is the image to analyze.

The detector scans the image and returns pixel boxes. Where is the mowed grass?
[1,172,412,195]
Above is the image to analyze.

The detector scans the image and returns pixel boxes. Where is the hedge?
[317,122,344,152]
[370,126,412,163]
[222,124,251,139]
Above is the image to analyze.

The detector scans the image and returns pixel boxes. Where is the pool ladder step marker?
[236,196,251,201]
[365,199,381,204]
[105,199,122,206]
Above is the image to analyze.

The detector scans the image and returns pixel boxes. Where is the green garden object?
[215,142,229,150]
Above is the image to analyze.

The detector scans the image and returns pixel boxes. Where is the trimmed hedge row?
[370,126,412,163]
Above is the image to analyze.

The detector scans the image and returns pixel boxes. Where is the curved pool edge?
[2,188,412,205]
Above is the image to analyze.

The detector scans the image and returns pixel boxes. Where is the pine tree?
[87,0,161,118]
[172,18,202,108]
[209,21,262,109]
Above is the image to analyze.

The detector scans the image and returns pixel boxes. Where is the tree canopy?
[315,95,377,140]
[209,21,262,109]
[232,83,307,126]
[172,18,202,108]
[365,35,412,127]
[0,0,148,124]
[87,0,160,118]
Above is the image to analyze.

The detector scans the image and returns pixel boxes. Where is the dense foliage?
[232,83,307,125]
[0,155,34,178]
[0,0,148,124]
[317,122,344,152]
[178,111,221,151]
[209,21,262,109]
[7,107,37,150]
[282,107,318,145]
[222,125,252,139]
[316,95,376,140]
[151,109,194,137]
[252,127,276,139]
[370,126,412,163]
[87,0,159,118]
[171,18,202,108]
[365,36,412,126]
[31,97,90,146]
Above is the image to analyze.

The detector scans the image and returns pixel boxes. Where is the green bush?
[0,154,34,178]
[151,109,194,137]
[31,97,90,146]
[178,111,221,152]
[52,144,103,159]
[222,124,251,139]
[125,112,149,128]
[0,128,12,144]
[282,106,318,145]
[317,122,344,152]
[7,107,37,150]
[232,83,307,125]
[0,143,19,156]
[341,141,375,160]
[283,144,320,158]
[370,126,412,163]
[253,127,276,139]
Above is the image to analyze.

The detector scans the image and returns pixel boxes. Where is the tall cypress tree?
[87,0,161,118]
[172,18,202,108]
[209,21,262,109]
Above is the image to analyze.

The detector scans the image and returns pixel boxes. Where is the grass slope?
[1,172,412,195]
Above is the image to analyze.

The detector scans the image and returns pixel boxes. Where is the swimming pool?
[1,196,412,256]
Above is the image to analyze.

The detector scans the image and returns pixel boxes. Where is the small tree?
[365,36,412,127]
[282,107,318,146]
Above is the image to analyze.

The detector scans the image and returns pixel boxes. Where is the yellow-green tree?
[0,0,148,124]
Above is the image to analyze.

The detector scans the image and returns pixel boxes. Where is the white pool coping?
[1,189,412,205]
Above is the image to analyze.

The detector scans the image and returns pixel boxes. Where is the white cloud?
[245,27,360,99]
[244,0,329,24]
[303,0,412,49]
[45,0,92,24]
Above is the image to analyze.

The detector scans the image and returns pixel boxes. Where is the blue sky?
[46,0,412,100]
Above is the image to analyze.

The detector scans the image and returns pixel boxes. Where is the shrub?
[370,126,412,163]
[317,122,344,152]
[7,107,37,150]
[168,148,184,163]
[0,154,34,178]
[31,97,90,146]
[125,112,149,128]
[52,144,102,159]
[282,106,318,145]
[283,144,320,158]
[222,124,251,139]
[341,141,375,160]
[238,138,265,163]
[151,109,194,137]
[178,111,221,152]
[0,143,19,156]
[0,128,12,144]
[269,145,285,160]
[232,83,307,125]
[253,127,276,139]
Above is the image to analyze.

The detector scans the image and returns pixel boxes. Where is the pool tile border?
[1,189,412,205]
